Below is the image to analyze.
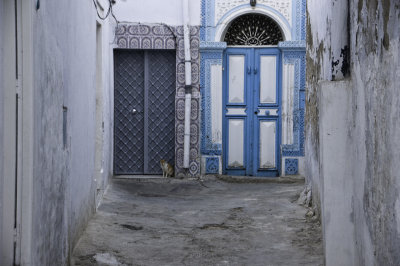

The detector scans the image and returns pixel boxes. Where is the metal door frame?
[1,0,34,264]
[222,47,282,177]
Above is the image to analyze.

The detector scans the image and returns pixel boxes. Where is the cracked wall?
[306,0,400,265]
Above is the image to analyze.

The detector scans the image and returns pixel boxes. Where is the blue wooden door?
[223,48,281,176]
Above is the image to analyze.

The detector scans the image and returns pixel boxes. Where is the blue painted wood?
[223,48,251,176]
[223,48,282,177]
[253,48,282,177]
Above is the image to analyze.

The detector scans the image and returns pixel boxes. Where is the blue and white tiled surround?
[200,0,306,176]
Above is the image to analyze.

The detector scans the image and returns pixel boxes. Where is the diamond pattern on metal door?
[114,50,176,175]
[147,51,176,174]
[114,50,145,174]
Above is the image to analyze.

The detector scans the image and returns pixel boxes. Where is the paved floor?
[71,177,323,266]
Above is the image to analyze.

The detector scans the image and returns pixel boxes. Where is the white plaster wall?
[30,1,114,264]
[307,0,400,265]
[319,80,357,265]
[306,0,333,79]
[305,0,348,221]
[94,17,115,207]
[113,0,201,25]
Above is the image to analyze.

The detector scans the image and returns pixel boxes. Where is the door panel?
[146,51,176,174]
[258,120,276,169]
[228,55,246,104]
[259,55,277,104]
[114,50,145,174]
[223,49,251,176]
[223,48,281,176]
[227,119,245,168]
[114,50,175,175]
[253,49,281,176]
[226,108,246,115]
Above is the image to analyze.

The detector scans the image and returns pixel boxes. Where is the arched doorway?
[222,13,283,177]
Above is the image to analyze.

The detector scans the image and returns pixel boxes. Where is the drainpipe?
[183,0,191,169]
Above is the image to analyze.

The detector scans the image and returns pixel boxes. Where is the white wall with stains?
[306,0,400,265]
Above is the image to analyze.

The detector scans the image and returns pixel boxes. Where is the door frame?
[222,47,282,177]
[1,0,34,265]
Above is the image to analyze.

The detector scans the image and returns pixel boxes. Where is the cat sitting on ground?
[160,159,174,178]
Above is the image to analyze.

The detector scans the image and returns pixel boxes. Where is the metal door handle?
[132,108,137,114]
[254,68,258,74]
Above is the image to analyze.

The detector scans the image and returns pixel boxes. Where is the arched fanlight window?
[224,14,284,46]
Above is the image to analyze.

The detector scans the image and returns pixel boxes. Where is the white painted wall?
[113,0,201,25]
[0,0,114,266]
[319,80,357,265]
[307,0,400,265]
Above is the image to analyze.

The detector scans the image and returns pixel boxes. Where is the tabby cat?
[160,159,174,178]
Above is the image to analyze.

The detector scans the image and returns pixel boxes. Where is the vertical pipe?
[182,0,191,169]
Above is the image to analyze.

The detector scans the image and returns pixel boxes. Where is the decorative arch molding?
[215,5,292,43]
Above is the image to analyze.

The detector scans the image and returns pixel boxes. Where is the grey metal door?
[114,50,176,175]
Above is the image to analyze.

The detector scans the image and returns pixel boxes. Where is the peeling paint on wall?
[306,0,400,265]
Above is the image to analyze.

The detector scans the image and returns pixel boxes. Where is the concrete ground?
[71,176,323,266]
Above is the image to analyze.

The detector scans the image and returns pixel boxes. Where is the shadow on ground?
[71,176,323,266]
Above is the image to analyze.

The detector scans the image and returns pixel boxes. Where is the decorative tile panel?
[116,24,176,49]
[200,42,226,156]
[206,157,219,174]
[281,50,306,156]
[295,0,306,40]
[215,0,292,25]
[278,41,306,49]
[285,158,298,175]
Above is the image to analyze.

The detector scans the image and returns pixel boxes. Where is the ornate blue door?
[223,48,281,176]
[114,50,176,175]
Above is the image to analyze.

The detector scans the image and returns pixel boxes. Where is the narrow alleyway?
[71,177,322,266]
